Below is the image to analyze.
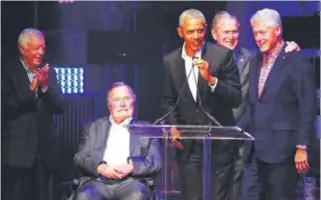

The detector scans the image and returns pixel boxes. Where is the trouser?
[177,141,234,200]
[2,156,61,200]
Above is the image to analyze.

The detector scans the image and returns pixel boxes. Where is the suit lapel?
[101,119,111,153]
[129,120,139,156]
[238,48,251,75]
[13,61,34,91]
[259,50,287,99]
[129,131,138,156]
[175,48,196,102]
[196,43,210,101]
[250,54,262,103]
[238,54,247,75]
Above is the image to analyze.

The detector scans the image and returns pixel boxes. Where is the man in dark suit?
[238,8,316,200]
[161,9,241,200]
[1,28,64,200]
[74,82,162,200]
[211,11,301,200]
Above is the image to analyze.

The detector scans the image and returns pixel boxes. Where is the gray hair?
[179,9,206,27]
[250,8,282,33]
[107,82,136,103]
[212,11,239,29]
[18,28,44,48]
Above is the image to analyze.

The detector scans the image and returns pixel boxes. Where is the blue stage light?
[55,67,84,94]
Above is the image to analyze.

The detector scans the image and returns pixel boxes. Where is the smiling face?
[108,85,135,124]
[251,20,281,54]
[177,17,206,57]
[19,34,46,69]
[212,17,239,50]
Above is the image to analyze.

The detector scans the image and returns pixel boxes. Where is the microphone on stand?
[154,58,197,125]
[191,56,222,127]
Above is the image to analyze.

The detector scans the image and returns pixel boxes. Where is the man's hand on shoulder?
[284,41,301,53]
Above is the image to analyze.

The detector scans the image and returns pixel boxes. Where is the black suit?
[238,49,316,200]
[161,42,241,199]
[1,57,64,200]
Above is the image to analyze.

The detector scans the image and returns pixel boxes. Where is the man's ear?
[275,25,281,37]
[211,29,218,41]
[177,27,183,38]
[18,45,25,56]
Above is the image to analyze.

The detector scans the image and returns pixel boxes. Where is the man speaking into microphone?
[160,9,241,200]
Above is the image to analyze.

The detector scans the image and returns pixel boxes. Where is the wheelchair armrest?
[145,178,156,188]
[61,179,79,187]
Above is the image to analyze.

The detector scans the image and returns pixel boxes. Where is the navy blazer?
[1,58,64,169]
[238,49,316,164]
[74,116,162,179]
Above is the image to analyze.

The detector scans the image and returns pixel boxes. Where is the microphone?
[191,56,222,127]
[154,57,197,125]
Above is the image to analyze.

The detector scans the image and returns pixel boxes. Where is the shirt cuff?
[41,87,48,93]
[209,78,218,93]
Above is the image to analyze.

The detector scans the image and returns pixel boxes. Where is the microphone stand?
[155,56,198,196]
[191,58,222,200]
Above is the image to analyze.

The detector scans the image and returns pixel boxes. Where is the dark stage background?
[1,1,320,199]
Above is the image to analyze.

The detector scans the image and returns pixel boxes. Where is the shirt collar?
[264,40,285,59]
[109,116,133,127]
[20,59,30,71]
[181,42,203,60]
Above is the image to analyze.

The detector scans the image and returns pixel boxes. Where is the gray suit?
[74,116,162,200]
[231,47,255,200]
[232,47,254,120]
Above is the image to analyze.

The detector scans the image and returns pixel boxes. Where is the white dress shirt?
[181,44,201,102]
[103,117,132,167]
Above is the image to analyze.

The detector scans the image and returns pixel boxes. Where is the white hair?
[179,9,206,27]
[18,28,44,48]
[250,8,283,33]
[107,82,136,104]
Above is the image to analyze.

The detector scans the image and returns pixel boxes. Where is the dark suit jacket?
[233,47,255,121]
[238,49,316,164]
[74,116,162,179]
[1,58,64,169]
[161,42,241,162]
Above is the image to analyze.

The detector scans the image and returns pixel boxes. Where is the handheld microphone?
[191,56,222,127]
[154,58,197,125]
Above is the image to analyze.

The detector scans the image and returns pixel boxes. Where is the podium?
[128,124,254,200]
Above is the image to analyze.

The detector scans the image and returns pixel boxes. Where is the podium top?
[127,124,254,140]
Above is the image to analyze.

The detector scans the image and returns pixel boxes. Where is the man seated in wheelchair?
[74,82,162,200]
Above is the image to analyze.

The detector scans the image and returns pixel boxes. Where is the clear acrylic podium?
[128,124,254,200]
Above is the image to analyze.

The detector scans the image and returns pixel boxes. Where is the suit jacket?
[238,49,316,164]
[233,47,255,121]
[161,42,241,162]
[1,57,64,169]
[74,116,162,179]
